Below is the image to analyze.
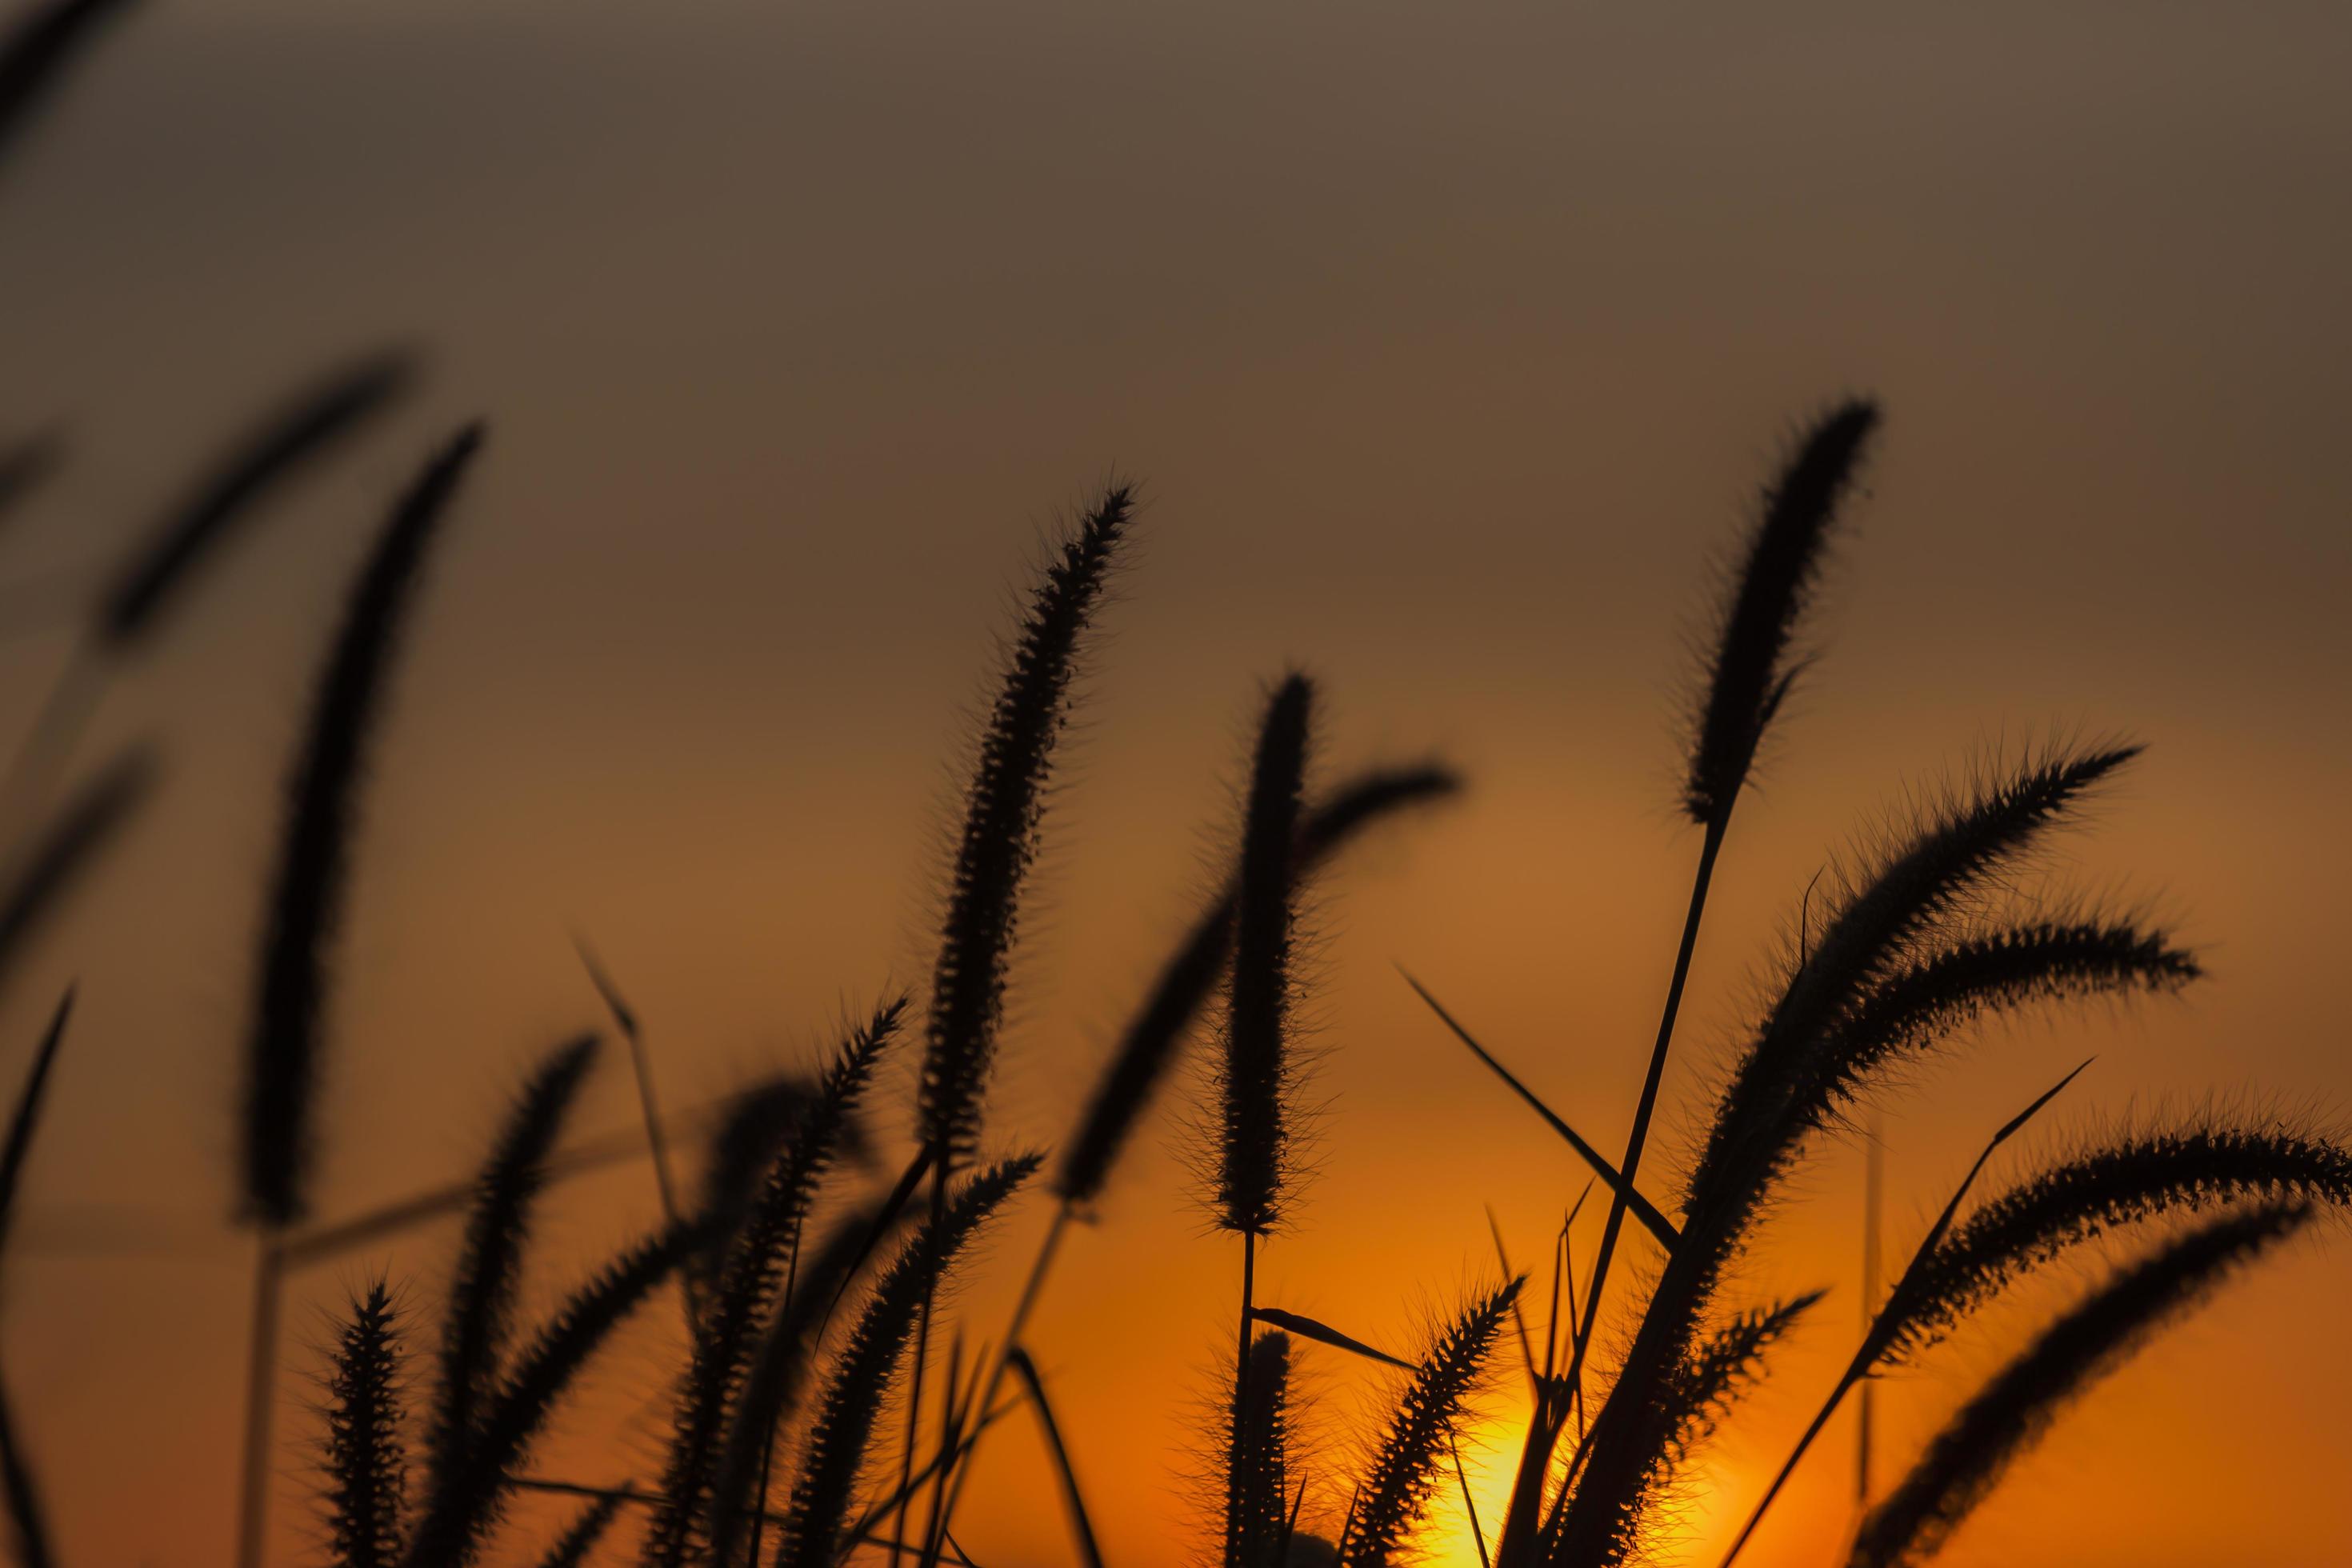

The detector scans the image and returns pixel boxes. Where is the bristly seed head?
[1685,398,1878,826]
[919,485,1132,1168]
[1216,673,1314,1237]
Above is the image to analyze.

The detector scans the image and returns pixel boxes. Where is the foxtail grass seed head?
[1684,399,1878,826]
[242,424,482,1228]
[920,486,1131,1166]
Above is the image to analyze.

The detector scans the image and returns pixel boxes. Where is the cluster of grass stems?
[0,8,2346,1568]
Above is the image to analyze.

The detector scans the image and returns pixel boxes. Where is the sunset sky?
[2,2,2349,1565]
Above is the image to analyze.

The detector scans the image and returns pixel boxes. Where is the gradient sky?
[2,2,2349,1565]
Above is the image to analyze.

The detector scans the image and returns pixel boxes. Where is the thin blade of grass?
[1005,1348,1105,1568]
[1249,1306,1418,1374]
[0,1367,51,1568]
[1718,1059,2092,1568]
[0,989,72,1265]
[1399,970,1677,1249]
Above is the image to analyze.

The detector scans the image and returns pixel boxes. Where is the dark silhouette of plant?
[402,1218,698,1567]
[1007,1346,1108,1568]
[918,486,1131,1168]
[0,992,73,1568]
[926,761,1459,1557]
[898,485,1129,1560]
[533,1492,624,1568]
[701,1198,910,1566]
[324,1282,406,1568]
[646,996,905,1567]
[1228,1329,1295,1568]
[0,0,138,175]
[0,436,59,532]
[1885,1118,2352,1362]
[426,1034,601,1510]
[1055,762,1460,1217]
[1338,1277,1522,1568]
[233,425,481,1568]
[1540,404,1881,1567]
[243,422,481,1227]
[0,750,152,1002]
[0,355,411,850]
[772,1155,1040,1568]
[1846,1203,2310,1568]
[1216,673,1315,1567]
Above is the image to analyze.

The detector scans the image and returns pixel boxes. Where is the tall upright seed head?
[919,486,1131,1166]
[325,1280,408,1568]
[1685,399,1878,826]
[1217,674,1312,1237]
[1055,762,1459,1212]
[242,424,482,1229]
[1229,1330,1294,1568]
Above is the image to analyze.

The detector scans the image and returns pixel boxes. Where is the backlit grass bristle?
[1811,918,2198,1118]
[1848,1202,2310,1568]
[703,1201,910,1567]
[426,1033,599,1502]
[690,1070,822,1294]
[647,995,905,1568]
[1227,1330,1293,1568]
[1688,742,2143,1230]
[242,424,481,1229]
[771,1154,1041,1568]
[1057,761,1457,1214]
[1613,1291,1823,1559]
[1883,1118,2352,1362]
[325,1280,406,1568]
[1683,399,1878,827]
[403,1218,694,1567]
[1217,674,1313,1238]
[1338,1276,1521,1568]
[918,486,1131,1167]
